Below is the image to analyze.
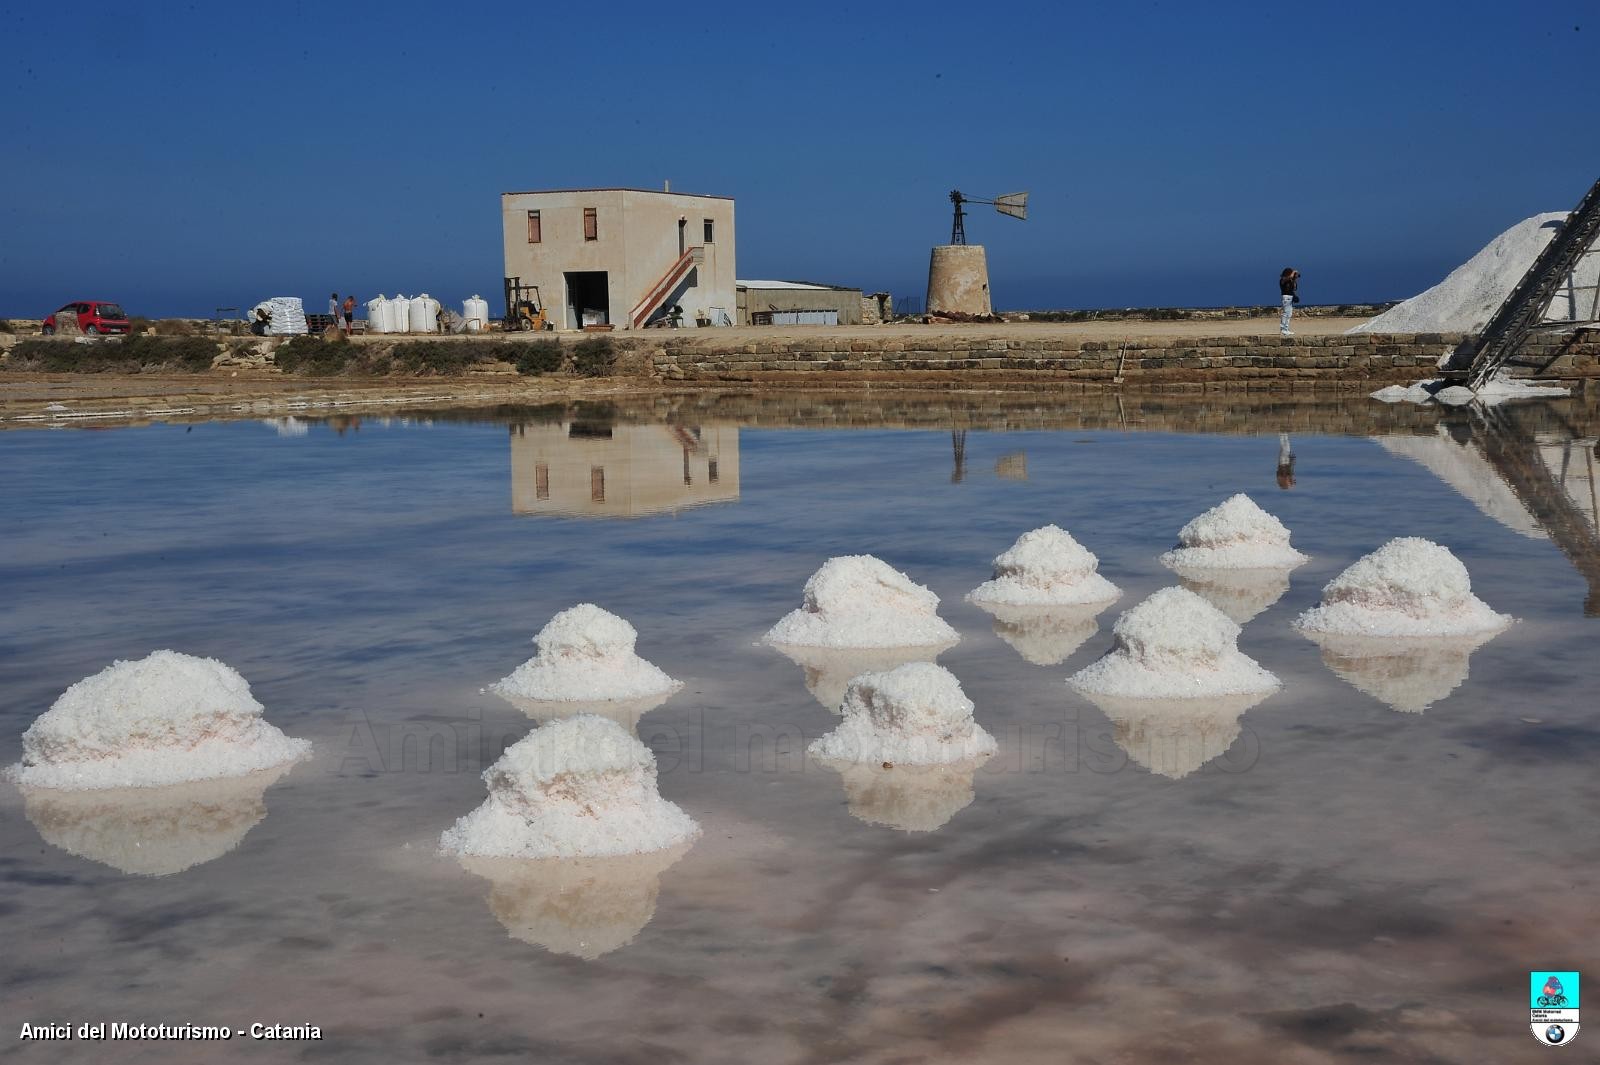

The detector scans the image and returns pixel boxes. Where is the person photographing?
[1279,268,1300,336]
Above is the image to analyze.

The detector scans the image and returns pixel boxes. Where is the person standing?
[1278,268,1300,336]
[342,295,355,335]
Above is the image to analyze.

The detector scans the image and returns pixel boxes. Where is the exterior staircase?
[630,246,704,328]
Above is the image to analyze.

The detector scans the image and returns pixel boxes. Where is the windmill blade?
[994,192,1029,220]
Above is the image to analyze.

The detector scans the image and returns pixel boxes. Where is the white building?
[501,187,737,330]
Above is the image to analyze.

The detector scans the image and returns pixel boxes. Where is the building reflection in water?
[510,419,739,518]
[457,845,691,960]
[20,765,295,876]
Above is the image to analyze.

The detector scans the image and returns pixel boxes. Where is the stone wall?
[645,332,1600,388]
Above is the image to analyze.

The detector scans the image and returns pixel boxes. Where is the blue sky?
[1,0,1593,317]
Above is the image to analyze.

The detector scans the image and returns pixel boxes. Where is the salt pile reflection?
[456,845,690,959]
[1300,630,1500,713]
[973,601,1103,666]
[1084,692,1271,780]
[20,764,294,876]
[1168,564,1293,624]
[822,759,986,832]
[768,643,954,710]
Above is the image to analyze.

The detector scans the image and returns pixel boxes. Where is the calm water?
[2,392,1597,1064]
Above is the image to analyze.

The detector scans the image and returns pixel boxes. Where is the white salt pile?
[771,643,953,711]
[439,715,699,860]
[808,663,997,766]
[494,604,681,704]
[20,765,292,876]
[1067,587,1280,699]
[1171,566,1292,625]
[967,525,1120,607]
[829,761,983,833]
[763,555,959,649]
[1352,212,1599,334]
[1371,373,1569,406]
[1303,630,1499,713]
[457,845,690,959]
[1092,692,1267,780]
[977,602,1103,666]
[1159,494,1307,570]
[1293,537,1511,638]
[6,651,310,791]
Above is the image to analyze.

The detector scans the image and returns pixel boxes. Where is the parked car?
[42,300,131,336]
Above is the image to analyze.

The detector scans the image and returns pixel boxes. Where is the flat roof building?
[736,280,864,326]
[501,187,736,330]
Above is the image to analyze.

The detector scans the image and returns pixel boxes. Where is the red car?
[42,300,131,336]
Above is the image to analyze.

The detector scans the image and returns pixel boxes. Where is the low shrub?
[273,336,351,376]
[571,336,617,377]
[153,318,197,336]
[4,336,220,373]
[512,340,563,375]
[0,319,16,334]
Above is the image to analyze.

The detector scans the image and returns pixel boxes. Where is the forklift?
[502,276,551,331]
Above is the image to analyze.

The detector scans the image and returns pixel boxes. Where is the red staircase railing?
[630,246,703,328]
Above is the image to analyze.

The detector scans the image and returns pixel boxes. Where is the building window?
[534,463,549,500]
[584,208,598,242]
[526,210,541,243]
[703,218,714,244]
[590,466,605,503]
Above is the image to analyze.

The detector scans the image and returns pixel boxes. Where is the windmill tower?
[926,190,1028,317]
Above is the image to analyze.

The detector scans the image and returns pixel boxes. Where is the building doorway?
[564,271,610,329]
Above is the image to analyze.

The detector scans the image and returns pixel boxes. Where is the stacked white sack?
[494,604,681,703]
[6,651,310,790]
[763,555,959,649]
[968,525,1120,607]
[1067,587,1280,698]
[439,715,699,859]
[1159,494,1307,570]
[808,662,996,766]
[1293,537,1511,638]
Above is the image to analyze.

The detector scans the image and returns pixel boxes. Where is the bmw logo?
[1546,1024,1566,1044]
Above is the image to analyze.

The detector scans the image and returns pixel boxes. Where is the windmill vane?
[949,189,1029,244]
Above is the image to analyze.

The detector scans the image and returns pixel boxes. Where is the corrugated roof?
[737,280,856,291]
[502,187,734,201]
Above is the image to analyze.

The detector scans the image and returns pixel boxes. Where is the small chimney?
[664,179,671,192]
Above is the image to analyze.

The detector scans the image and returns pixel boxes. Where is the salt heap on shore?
[1352,212,1598,334]
[494,604,681,704]
[772,643,953,711]
[1160,494,1307,571]
[980,602,1104,666]
[21,765,294,876]
[808,663,996,766]
[967,525,1120,607]
[458,845,690,959]
[6,651,310,791]
[440,715,699,859]
[1293,538,1511,638]
[763,555,958,649]
[1067,587,1280,699]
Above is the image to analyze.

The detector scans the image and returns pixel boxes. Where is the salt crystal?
[439,715,699,859]
[494,604,681,703]
[1159,494,1307,571]
[6,651,310,790]
[967,525,1120,607]
[1293,537,1511,637]
[808,663,997,766]
[763,555,958,649]
[1067,587,1280,699]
